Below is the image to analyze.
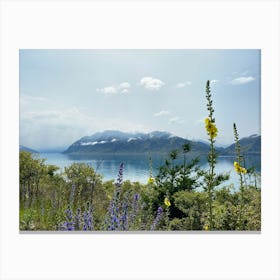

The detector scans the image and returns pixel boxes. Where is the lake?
[38,152,261,189]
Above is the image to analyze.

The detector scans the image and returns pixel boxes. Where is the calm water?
[38,153,261,188]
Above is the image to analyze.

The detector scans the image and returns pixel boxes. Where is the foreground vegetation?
[19,81,261,231]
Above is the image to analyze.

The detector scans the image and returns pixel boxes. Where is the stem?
[205,80,216,230]
[208,139,215,229]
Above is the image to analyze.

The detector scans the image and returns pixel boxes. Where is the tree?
[64,163,102,206]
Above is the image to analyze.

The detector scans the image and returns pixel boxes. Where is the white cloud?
[20,99,153,150]
[176,81,191,88]
[168,116,185,125]
[97,86,118,94]
[154,110,171,117]
[210,80,219,85]
[120,89,129,94]
[119,82,131,89]
[97,82,131,94]
[229,76,255,85]
[140,77,165,91]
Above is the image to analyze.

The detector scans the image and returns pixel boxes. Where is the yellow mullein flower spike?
[205,118,218,139]
[164,197,171,207]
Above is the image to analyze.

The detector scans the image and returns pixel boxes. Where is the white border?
[0,1,279,280]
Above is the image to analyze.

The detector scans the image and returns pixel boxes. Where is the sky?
[19,49,261,151]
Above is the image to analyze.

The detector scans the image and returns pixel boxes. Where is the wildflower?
[115,162,124,187]
[150,207,164,230]
[119,200,128,230]
[105,163,124,230]
[83,203,93,231]
[61,206,75,231]
[148,157,155,184]
[147,177,155,184]
[164,197,171,207]
[106,198,119,230]
[134,193,140,201]
[234,161,247,174]
[204,118,218,139]
[203,225,209,231]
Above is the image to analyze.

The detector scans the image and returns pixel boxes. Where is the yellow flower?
[234,162,247,174]
[241,168,247,174]
[164,197,171,207]
[147,177,155,184]
[205,118,218,139]
[203,225,209,231]
[234,163,242,173]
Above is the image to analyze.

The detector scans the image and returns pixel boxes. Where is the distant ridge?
[220,134,261,155]
[19,145,38,153]
[63,130,261,155]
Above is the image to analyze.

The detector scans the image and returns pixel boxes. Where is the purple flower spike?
[105,163,126,231]
[150,207,164,230]
[115,163,124,187]
[83,204,94,231]
[61,206,75,231]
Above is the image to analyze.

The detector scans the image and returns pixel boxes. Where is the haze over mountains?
[62,130,261,156]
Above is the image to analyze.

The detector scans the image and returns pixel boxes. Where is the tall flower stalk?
[204,80,218,230]
[233,123,247,230]
[83,202,94,231]
[150,207,164,230]
[105,163,124,230]
[147,157,155,184]
[60,205,75,231]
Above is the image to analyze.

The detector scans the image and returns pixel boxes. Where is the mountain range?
[63,130,261,156]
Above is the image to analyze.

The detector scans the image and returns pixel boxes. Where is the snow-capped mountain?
[63,130,209,154]
[63,131,261,155]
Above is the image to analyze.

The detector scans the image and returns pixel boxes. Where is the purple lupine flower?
[115,162,124,188]
[106,198,120,230]
[83,204,94,231]
[105,163,125,231]
[150,207,164,230]
[120,200,128,230]
[62,206,75,231]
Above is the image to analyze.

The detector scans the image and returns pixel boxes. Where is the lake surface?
[38,153,261,189]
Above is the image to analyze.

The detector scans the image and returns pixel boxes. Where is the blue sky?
[20,49,260,150]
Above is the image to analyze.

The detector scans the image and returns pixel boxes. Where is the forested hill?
[63,130,261,155]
